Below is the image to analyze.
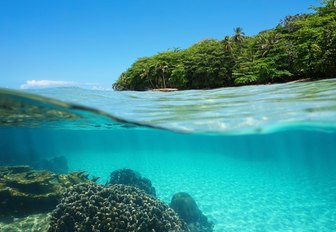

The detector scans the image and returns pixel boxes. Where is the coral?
[108,168,156,196]
[0,166,92,216]
[170,192,213,232]
[49,183,189,232]
[0,90,80,128]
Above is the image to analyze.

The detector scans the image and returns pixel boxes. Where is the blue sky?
[0,0,320,89]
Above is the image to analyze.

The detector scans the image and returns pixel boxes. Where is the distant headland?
[113,1,336,91]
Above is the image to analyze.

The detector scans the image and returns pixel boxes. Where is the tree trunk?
[162,72,166,88]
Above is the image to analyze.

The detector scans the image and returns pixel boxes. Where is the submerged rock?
[170,192,214,232]
[108,168,156,196]
[49,183,189,232]
[0,166,92,216]
[31,156,69,174]
[0,151,69,174]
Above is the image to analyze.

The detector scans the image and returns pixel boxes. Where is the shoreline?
[139,77,335,92]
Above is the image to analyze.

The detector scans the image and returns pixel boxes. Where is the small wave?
[0,88,145,131]
[1,79,336,134]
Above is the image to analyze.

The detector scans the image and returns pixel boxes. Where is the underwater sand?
[1,127,335,231]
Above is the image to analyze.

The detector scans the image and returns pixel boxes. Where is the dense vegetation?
[113,1,336,90]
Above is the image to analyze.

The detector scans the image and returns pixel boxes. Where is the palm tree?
[140,68,155,89]
[258,32,281,57]
[233,27,245,46]
[162,64,168,88]
[222,36,233,51]
[155,62,169,88]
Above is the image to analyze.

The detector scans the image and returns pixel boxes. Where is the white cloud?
[20,80,102,89]
[91,85,112,91]
[20,80,75,89]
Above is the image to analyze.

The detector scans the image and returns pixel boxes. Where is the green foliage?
[170,64,187,88]
[113,2,336,90]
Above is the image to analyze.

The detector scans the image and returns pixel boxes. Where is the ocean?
[1,79,336,231]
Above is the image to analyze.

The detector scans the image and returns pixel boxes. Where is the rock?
[0,166,92,216]
[108,168,156,196]
[170,192,214,232]
[49,183,189,232]
[31,156,69,174]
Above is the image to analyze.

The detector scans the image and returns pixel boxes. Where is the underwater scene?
[1,79,336,232]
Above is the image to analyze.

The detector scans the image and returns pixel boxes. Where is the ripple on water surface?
[17,78,336,134]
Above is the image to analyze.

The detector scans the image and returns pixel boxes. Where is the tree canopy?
[113,1,336,91]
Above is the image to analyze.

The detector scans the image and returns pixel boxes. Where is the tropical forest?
[113,0,336,91]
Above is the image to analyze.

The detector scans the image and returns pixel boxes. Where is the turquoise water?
[27,78,336,134]
[1,79,336,231]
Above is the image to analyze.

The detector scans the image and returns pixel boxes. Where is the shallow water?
[26,78,336,134]
[1,79,336,231]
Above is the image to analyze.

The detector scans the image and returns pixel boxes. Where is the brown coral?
[108,168,156,196]
[49,183,189,232]
[0,166,92,216]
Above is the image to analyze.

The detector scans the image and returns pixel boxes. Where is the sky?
[0,0,320,89]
